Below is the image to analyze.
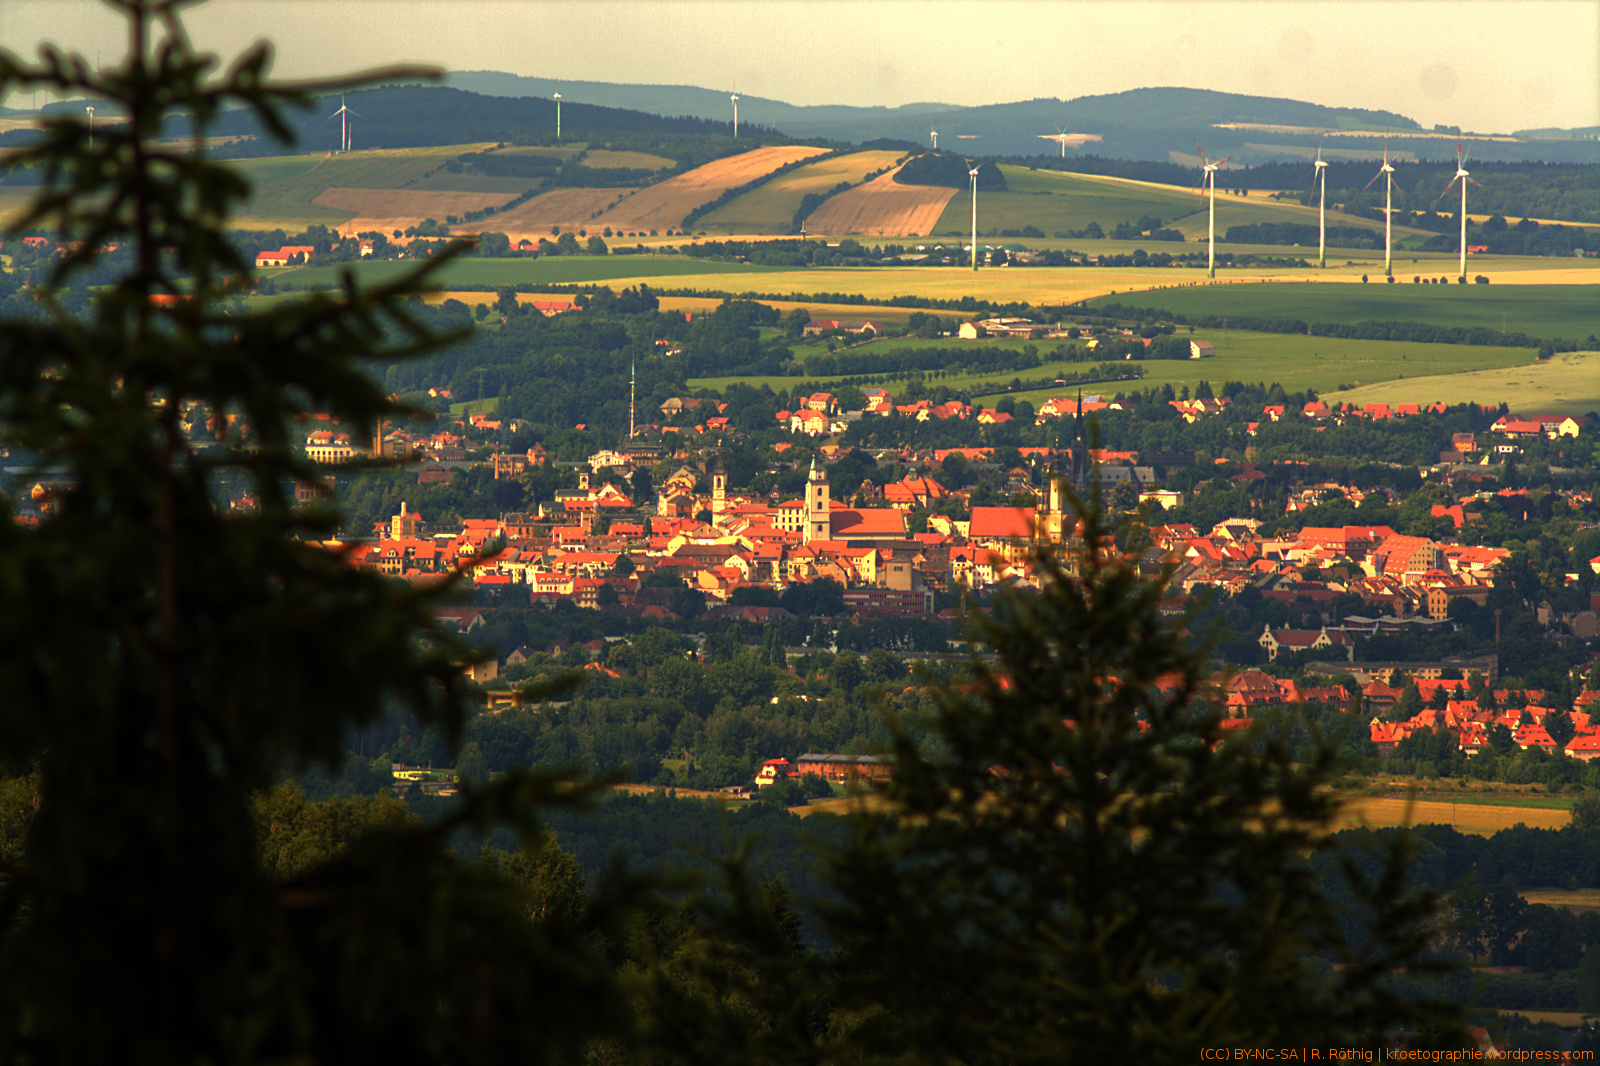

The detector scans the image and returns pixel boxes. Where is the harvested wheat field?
[1335,796,1569,836]
[315,188,519,236]
[589,145,829,233]
[483,189,633,242]
[803,165,959,237]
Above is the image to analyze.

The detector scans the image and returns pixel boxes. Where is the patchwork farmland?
[802,164,960,237]
[696,149,906,233]
[481,189,637,241]
[315,187,521,236]
[230,145,492,229]
[586,145,830,233]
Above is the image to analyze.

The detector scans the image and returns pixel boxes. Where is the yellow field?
[1334,796,1569,836]
[1521,888,1600,912]
[465,188,628,241]
[804,164,959,237]
[578,149,675,171]
[698,149,905,233]
[574,255,1599,313]
[314,187,519,236]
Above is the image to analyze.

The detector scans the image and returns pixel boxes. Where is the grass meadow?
[926,166,1433,244]
[272,255,789,289]
[1327,350,1600,415]
[688,329,1534,403]
[1087,282,1600,342]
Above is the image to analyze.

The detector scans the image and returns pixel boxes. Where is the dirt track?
[803,165,958,237]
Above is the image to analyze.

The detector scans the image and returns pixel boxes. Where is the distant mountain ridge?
[442,72,1599,165]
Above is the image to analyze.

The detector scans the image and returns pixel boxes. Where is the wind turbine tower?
[730,93,740,138]
[85,105,94,149]
[629,357,636,438]
[1195,141,1230,280]
[328,96,358,153]
[1053,123,1068,158]
[1435,141,1481,282]
[1361,134,1397,278]
[969,164,980,271]
[554,92,561,141]
[930,129,938,149]
[1312,135,1328,269]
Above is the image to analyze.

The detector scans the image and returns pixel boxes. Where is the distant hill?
[442,75,1600,166]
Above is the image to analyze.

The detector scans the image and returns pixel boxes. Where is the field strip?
[1335,796,1568,835]
[313,187,519,235]
[1318,349,1600,414]
[479,189,635,242]
[802,164,959,237]
[589,145,830,233]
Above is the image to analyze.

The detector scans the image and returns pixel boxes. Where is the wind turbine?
[1051,122,1069,158]
[1195,140,1231,279]
[1361,132,1397,278]
[1434,141,1481,282]
[327,96,358,153]
[553,92,561,141]
[730,92,740,138]
[1311,134,1328,268]
[930,129,938,149]
[969,163,980,271]
[85,105,94,150]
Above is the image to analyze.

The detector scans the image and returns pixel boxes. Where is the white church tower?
[804,458,830,544]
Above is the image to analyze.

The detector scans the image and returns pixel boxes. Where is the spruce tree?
[0,5,628,1061]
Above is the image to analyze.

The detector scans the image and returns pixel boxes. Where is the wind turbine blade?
[1468,177,1483,188]
[1362,170,1384,192]
[1431,180,1458,208]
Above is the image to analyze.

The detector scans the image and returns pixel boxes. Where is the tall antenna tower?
[629,357,636,438]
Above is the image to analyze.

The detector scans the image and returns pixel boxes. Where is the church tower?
[711,454,727,516]
[803,458,831,544]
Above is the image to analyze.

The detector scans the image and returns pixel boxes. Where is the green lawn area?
[928,166,1430,244]
[692,329,1535,403]
[273,254,791,288]
[1087,282,1600,341]
[1327,349,1600,415]
[988,331,1535,407]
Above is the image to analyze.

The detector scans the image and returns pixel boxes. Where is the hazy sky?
[4,1,1596,133]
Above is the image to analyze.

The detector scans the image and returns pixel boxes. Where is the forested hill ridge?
[0,85,782,158]
[439,75,1600,165]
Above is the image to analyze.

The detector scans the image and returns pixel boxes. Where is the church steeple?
[804,456,830,544]
[712,452,727,516]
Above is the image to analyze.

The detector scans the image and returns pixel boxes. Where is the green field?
[989,331,1536,406]
[1326,349,1600,415]
[579,149,674,171]
[274,254,789,288]
[928,165,1431,243]
[688,329,1535,404]
[231,145,494,227]
[1086,282,1600,341]
[698,149,905,233]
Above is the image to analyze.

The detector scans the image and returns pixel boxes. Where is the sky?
[3,0,1597,133]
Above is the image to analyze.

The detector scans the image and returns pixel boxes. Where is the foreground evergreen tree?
[813,508,1467,1061]
[0,5,628,1062]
